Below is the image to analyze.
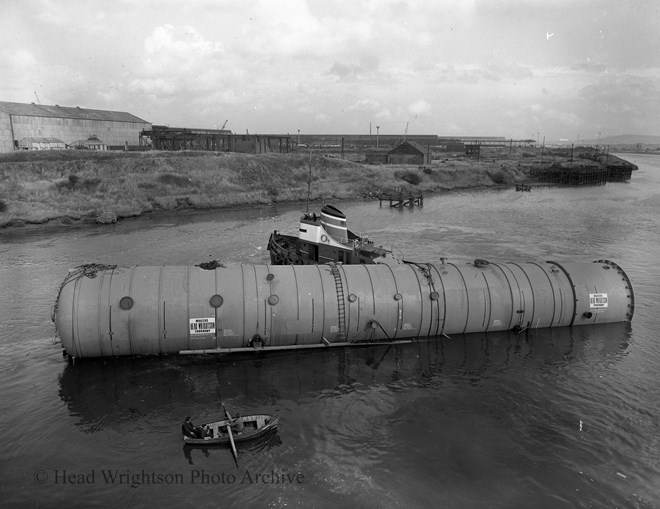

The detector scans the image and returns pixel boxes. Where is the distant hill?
[579,134,660,146]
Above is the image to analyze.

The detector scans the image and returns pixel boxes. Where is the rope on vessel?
[51,263,117,322]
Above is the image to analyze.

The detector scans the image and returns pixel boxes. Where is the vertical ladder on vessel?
[329,263,347,341]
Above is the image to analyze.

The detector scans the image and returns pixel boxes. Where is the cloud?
[429,62,533,85]
[570,59,608,73]
[347,99,380,112]
[327,62,366,80]
[141,25,223,75]
[314,112,331,123]
[576,74,660,132]
[409,100,432,117]
[2,0,658,138]
[129,78,177,98]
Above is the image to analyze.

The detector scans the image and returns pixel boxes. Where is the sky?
[1,0,659,142]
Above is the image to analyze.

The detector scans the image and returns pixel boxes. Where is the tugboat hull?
[267,204,395,265]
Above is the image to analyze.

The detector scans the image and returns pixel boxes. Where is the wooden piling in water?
[379,191,423,208]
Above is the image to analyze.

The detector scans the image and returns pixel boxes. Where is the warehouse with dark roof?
[0,101,151,153]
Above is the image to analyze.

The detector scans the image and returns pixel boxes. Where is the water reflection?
[58,323,631,434]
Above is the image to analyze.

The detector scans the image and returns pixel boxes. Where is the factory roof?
[0,101,149,123]
[391,140,427,153]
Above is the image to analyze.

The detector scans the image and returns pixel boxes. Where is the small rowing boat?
[182,414,279,446]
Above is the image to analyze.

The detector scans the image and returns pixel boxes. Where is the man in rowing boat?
[230,413,244,434]
[182,416,204,438]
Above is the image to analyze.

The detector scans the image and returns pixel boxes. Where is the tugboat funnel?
[320,205,348,244]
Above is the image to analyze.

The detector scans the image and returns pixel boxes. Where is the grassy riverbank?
[0,148,623,230]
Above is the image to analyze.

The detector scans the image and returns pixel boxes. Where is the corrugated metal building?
[0,101,151,153]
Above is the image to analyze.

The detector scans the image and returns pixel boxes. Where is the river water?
[1,154,658,508]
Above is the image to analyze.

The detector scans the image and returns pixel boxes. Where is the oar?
[223,404,238,466]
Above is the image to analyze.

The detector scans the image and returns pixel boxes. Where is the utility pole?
[376,126,380,148]
[541,136,545,159]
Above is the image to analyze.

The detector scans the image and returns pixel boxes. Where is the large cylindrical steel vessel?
[53,259,634,358]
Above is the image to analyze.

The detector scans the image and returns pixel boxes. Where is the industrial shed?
[364,148,389,164]
[387,141,431,165]
[139,126,292,154]
[0,101,151,153]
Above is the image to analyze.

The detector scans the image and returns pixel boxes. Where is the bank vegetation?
[0,148,605,230]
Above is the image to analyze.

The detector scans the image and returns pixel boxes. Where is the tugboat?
[267,204,401,265]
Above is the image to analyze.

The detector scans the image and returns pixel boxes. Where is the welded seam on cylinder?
[262,269,268,339]
[315,264,326,344]
[241,265,247,345]
[365,265,376,315]
[491,263,517,330]
[342,263,353,334]
[481,272,492,331]
[98,266,116,357]
[213,266,219,350]
[128,266,136,355]
[292,264,300,345]
[514,263,536,327]
[417,263,434,337]
[509,263,533,328]
[356,264,369,334]
[249,265,262,338]
[424,263,437,337]
[427,263,447,337]
[107,270,115,357]
[530,262,557,327]
[383,263,399,339]
[410,263,426,339]
[364,265,379,341]
[265,266,272,344]
[184,266,191,352]
[96,270,105,357]
[516,263,536,324]
[546,261,577,327]
[452,264,470,335]
[72,277,80,357]
[158,266,164,354]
